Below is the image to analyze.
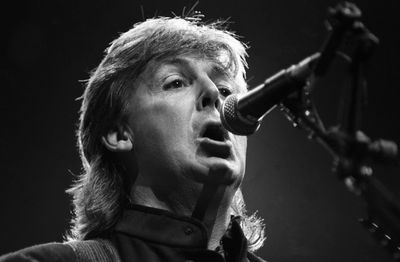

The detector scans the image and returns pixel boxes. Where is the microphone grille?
[220,95,260,136]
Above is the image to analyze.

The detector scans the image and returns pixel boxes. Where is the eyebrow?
[162,57,234,80]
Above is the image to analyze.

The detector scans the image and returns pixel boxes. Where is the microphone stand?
[277,2,400,260]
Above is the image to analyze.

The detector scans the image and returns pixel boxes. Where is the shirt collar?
[114,204,210,248]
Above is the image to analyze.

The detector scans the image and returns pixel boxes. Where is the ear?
[102,126,133,152]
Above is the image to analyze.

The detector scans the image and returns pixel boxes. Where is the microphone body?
[220,53,320,135]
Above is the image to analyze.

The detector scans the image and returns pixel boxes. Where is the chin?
[192,156,243,186]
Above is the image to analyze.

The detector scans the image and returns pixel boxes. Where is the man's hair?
[67,16,265,251]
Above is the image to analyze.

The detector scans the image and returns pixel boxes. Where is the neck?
[130,180,235,250]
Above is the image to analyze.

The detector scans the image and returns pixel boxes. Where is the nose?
[196,78,221,112]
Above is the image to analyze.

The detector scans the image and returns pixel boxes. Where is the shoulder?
[67,239,120,262]
[0,242,76,262]
[0,239,119,262]
[248,251,268,262]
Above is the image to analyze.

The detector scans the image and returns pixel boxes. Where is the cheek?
[235,136,247,157]
[130,96,195,155]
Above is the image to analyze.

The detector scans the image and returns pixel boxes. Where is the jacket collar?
[114,204,210,248]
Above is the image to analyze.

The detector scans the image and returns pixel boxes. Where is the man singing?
[1,15,265,262]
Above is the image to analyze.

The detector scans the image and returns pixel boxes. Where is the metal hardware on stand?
[277,2,400,260]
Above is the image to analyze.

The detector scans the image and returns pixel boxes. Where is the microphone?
[220,53,320,135]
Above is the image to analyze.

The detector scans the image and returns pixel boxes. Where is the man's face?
[126,54,247,193]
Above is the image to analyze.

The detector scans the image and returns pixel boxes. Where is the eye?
[163,79,187,90]
[218,86,232,97]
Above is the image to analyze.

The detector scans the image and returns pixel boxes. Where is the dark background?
[1,0,399,261]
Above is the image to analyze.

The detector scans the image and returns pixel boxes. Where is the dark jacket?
[1,205,265,262]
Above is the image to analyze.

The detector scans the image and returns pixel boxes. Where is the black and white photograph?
[1,1,399,261]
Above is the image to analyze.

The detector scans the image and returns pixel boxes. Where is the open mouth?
[198,122,231,158]
[201,123,227,142]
